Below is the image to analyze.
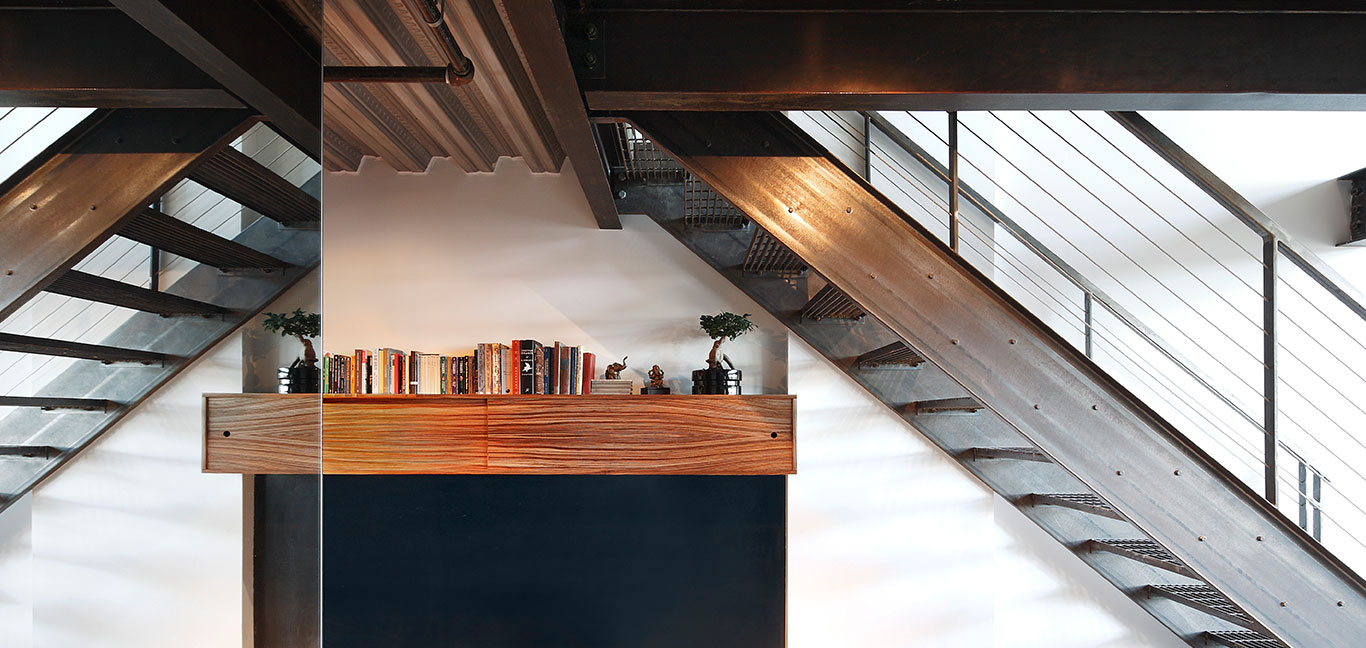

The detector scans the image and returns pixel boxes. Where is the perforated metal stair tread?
[799,284,865,321]
[970,446,1049,462]
[1088,539,1196,577]
[1030,493,1125,520]
[1147,584,1256,629]
[120,207,291,272]
[0,396,116,412]
[1203,630,1287,648]
[684,173,748,231]
[743,228,807,277]
[189,147,319,225]
[0,445,61,460]
[856,341,924,368]
[908,396,982,415]
[0,332,169,365]
[47,271,230,317]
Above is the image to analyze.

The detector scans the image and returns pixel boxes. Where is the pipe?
[411,0,475,83]
[324,65,456,85]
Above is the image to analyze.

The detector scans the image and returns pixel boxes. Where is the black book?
[519,340,540,394]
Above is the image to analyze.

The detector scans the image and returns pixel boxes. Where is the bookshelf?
[203,394,796,475]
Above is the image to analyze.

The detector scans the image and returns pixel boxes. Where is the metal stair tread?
[799,283,865,321]
[1088,538,1195,577]
[1203,630,1287,648]
[970,446,1049,462]
[1030,492,1125,520]
[856,341,924,368]
[1147,584,1256,629]
[908,396,982,414]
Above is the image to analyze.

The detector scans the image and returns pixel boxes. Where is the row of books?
[321,341,598,396]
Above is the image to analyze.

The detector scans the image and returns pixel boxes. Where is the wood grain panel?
[487,396,795,475]
[204,394,319,474]
[204,394,795,475]
[322,396,487,474]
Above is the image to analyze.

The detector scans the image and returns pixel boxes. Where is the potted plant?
[692,312,755,395]
[262,308,321,393]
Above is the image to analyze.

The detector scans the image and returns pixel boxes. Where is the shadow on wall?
[322,156,788,394]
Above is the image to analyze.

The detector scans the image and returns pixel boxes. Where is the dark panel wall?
[322,475,786,648]
[254,474,322,647]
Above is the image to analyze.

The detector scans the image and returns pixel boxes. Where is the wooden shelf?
[203,394,795,475]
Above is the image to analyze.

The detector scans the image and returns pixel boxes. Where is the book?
[582,352,595,395]
[519,339,540,394]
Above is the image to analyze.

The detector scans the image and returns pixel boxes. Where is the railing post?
[862,112,872,181]
[1084,292,1094,358]
[1264,237,1279,505]
[948,111,960,253]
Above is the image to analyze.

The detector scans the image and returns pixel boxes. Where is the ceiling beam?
[577,7,1366,111]
[0,7,241,108]
[500,0,620,229]
[0,107,256,323]
[110,0,322,158]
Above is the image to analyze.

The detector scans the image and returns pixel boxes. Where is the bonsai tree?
[699,312,755,369]
[262,308,321,367]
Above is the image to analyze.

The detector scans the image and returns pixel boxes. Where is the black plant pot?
[691,367,742,395]
[288,364,321,394]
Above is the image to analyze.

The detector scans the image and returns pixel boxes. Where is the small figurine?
[604,356,628,380]
[643,363,671,394]
[648,365,664,388]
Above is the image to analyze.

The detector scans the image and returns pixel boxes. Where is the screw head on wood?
[926,273,935,279]
[846,207,852,213]
[788,207,794,213]
[868,273,877,279]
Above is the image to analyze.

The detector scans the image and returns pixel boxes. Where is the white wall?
[0,272,319,648]
[324,157,1183,647]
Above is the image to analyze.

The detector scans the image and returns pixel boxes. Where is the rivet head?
[4,270,11,276]
[787,207,794,213]
[1033,404,1040,410]
[1198,535,1205,541]
[1256,536,1263,542]
[1091,404,1099,410]
[845,207,852,214]
[1008,339,1017,344]
[868,273,877,279]
[1116,470,1123,476]
[950,339,959,345]
[1280,601,1287,608]
[1338,601,1345,607]
[1174,469,1181,476]
[29,204,37,210]
[616,190,627,199]
[926,273,935,279]
[90,205,97,211]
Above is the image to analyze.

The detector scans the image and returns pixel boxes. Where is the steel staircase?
[0,108,320,515]
[602,114,1366,646]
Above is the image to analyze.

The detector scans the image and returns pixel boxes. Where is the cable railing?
[794,109,1366,575]
[0,123,320,430]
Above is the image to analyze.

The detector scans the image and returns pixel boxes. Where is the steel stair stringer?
[621,111,1366,647]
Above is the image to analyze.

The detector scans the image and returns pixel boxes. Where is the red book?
[582,352,595,395]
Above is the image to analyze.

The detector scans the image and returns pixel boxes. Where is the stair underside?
[619,110,1357,646]
[616,180,1289,646]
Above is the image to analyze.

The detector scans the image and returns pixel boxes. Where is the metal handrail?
[863,111,1265,437]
